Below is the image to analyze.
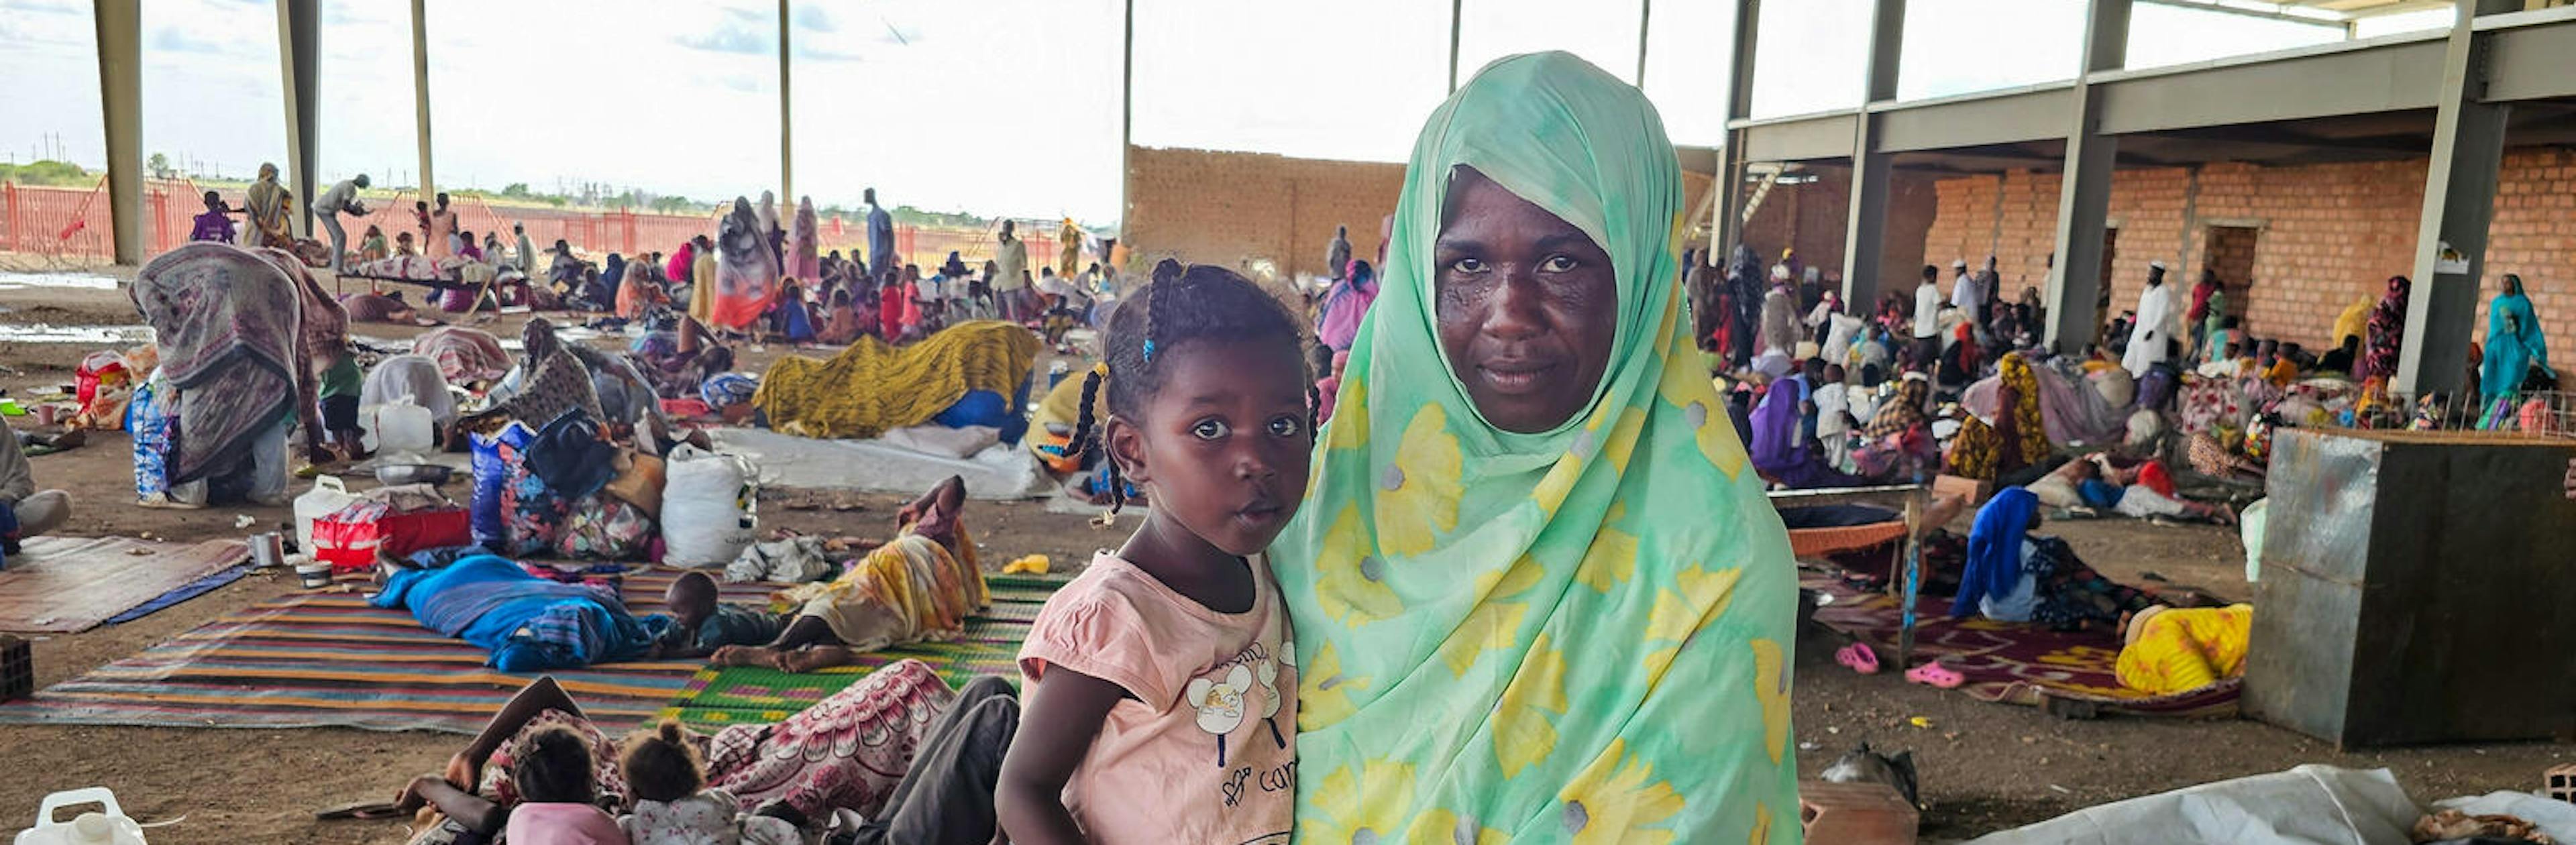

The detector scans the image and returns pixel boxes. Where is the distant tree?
[146,153,170,178]
[500,182,532,199]
[0,160,94,186]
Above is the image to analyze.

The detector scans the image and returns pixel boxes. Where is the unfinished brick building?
[1714,0,2576,396]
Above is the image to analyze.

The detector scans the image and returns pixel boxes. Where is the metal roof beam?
[2139,0,2349,29]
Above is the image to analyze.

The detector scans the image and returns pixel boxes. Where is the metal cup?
[248,532,286,568]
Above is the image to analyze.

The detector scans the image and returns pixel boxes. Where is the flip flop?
[315,800,405,821]
[1905,660,1964,689]
[1835,642,1880,675]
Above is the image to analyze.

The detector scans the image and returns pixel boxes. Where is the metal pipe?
[1449,0,1464,93]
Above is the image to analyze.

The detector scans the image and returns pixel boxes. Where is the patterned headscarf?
[1270,52,1798,844]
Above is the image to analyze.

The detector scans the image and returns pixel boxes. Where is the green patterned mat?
[660,575,1063,728]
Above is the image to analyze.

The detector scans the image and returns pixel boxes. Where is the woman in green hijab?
[1271,52,1799,843]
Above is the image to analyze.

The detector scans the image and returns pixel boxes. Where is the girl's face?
[1108,338,1314,557]
[1434,167,1618,433]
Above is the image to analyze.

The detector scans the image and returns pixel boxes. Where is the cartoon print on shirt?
[1255,658,1287,749]
[1187,663,1254,768]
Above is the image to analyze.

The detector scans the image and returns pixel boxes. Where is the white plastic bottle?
[15,789,146,844]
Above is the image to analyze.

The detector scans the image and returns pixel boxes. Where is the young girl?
[502,728,628,844]
[997,261,1313,844]
[617,720,798,845]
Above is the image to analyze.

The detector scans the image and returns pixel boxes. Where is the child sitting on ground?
[502,728,629,844]
[995,262,1311,844]
[617,720,798,844]
[651,571,788,660]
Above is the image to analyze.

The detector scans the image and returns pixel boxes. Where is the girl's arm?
[399,774,505,834]
[451,675,582,783]
[996,669,1127,845]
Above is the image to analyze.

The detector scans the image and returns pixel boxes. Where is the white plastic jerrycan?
[15,788,146,845]
[372,400,437,460]
[292,475,361,555]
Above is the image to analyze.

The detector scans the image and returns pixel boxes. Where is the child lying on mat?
[713,475,989,673]
[651,571,789,660]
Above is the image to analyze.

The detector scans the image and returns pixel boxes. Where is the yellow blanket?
[753,321,1040,439]
[2116,604,2252,695]
[780,523,987,651]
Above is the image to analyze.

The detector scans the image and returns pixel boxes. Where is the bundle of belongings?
[2176,373,2361,480]
[469,410,663,561]
[309,482,472,573]
[72,345,156,431]
[753,320,1040,441]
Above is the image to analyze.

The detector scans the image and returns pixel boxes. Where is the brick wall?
[1919,150,2576,351]
[1735,168,1935,297]
[1123,148,1406,281]
[1125,146,1721,282]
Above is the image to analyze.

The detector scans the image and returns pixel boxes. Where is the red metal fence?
[1,180,1079,276]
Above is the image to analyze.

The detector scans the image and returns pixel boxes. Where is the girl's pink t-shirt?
[504,801,629,844]
[1018,552,1297,845]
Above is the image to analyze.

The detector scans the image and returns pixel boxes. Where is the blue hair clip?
[1142,339,1157,363]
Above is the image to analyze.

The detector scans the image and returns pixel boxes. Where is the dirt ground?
[0,269,2564,844]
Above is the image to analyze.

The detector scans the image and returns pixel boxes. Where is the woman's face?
[1434,167,1618,433]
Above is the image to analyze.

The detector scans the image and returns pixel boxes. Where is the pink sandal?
[1835,642,1881,675]
[1905,660,1964,689]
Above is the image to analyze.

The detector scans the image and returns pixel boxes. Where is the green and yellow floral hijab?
[1271,52,1801,844]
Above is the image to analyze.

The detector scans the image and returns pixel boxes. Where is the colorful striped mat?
[660,575,1063,729]
[0,569,1067,734]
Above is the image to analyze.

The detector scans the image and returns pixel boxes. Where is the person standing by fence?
[243,163,294,249]
[994,220,1030,324]
[309,173,370,273]
[866,187,896,280]
[190,190,236,244]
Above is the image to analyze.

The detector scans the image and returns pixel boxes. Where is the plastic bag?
[468,423,535,546]
[661,445,757,567]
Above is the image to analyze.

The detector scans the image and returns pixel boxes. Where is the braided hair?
[1063,260,1312,520]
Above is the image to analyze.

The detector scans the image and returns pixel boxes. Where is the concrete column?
[93,0,144,265]
[778,0,793,205]
[2043,0,2131,355]
[276,0,319,237]
[411,0,435,199]
[2396,0,2518,397]
[1712,0,1761,259]
[1837,0,1903,308]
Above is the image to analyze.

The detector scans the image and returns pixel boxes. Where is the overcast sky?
[0,0,2453,224]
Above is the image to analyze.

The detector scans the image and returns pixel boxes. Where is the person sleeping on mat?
[370,552,672,672]
[714,475,989,673]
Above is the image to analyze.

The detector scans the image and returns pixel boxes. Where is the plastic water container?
[372,400,436,461]
[292,475,361,555]
[15,788,147,844]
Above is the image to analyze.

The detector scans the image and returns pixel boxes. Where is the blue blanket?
[370,555,669,672]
